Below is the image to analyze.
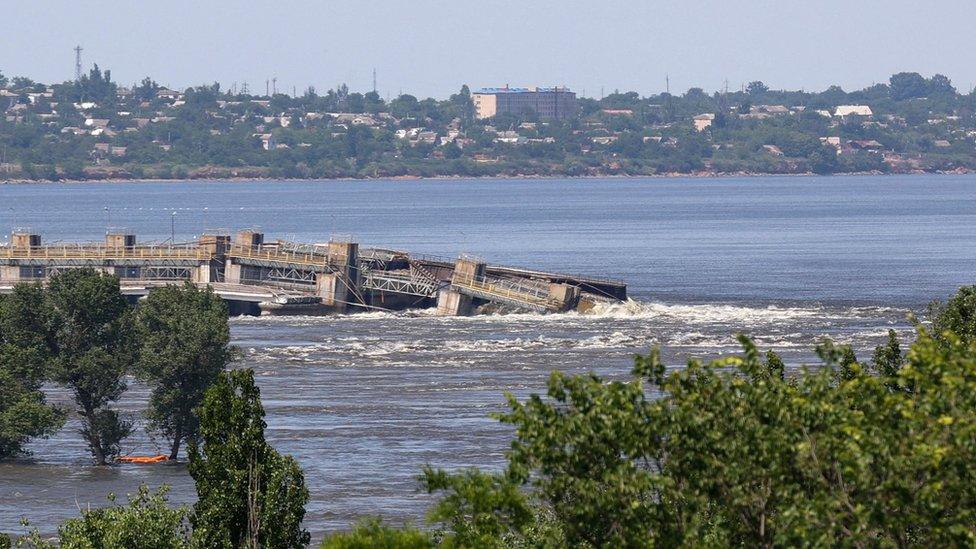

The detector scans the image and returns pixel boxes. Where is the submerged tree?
[189,369,309,548]
[135,283,235,459]
[0,284,65,458]
[46,268,136,465]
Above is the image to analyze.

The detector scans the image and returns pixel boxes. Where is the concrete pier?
[436,288,474,316]
[0,229,626,316]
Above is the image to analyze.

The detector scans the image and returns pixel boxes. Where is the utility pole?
[74,46,83,81]
[665,74,672,122]
[720,78,730,111]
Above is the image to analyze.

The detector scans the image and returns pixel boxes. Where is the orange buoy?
[117,454,169,464]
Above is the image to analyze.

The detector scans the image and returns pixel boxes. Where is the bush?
[58,485,189,549]
[320,518,433,549]
[416,287,976,546]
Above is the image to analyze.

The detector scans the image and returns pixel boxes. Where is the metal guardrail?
[410,253,625,287]
[486,264,627,287]
[226,244,335,268]
[0,245,211,260]
[451,273,563,310]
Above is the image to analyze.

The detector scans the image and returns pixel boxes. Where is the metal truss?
[241,265,317,288]
[3,258,202,268]
[140,267,192,280]
[233,256,335,274]
[364,272,442,297]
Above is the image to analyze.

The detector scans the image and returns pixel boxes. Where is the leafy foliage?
[135,283,235,459]
[930,285,976,344]
[57,485,189,549]
[45,269,136,465]
[416,286,976,546]
[3,68,976,180]
[0,284,65,457]
[188,369,309,548]
[319,518,433,549]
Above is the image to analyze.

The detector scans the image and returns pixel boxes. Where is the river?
[1,175,974,538]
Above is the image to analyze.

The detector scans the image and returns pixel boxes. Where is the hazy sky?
[2,0,974,99]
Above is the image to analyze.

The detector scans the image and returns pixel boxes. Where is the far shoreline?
[1,168,974,186]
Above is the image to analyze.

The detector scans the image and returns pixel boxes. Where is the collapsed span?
[0,230,626,316]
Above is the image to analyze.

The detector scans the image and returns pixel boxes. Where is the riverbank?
[2,167,972,185]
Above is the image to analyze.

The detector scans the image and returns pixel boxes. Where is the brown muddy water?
[4,174,975,538]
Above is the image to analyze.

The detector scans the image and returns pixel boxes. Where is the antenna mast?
[74,45,83,81]
[372,68,377,94]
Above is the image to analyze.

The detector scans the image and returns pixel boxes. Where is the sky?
[2,0,974,99]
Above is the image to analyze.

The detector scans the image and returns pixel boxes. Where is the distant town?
[1,65,974,181]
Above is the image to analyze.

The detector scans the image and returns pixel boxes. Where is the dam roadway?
[0,229,626,316]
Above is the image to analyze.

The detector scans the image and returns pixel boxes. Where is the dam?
[0,229,627,316]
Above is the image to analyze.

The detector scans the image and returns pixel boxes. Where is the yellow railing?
[0,246,212,260]
[226,245,333,268]
[451,273,561,309]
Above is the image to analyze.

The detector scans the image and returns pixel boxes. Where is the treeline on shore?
[1,67,976,181]
[5,273,976,546]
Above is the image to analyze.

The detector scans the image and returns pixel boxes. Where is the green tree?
[747,81,769,97]
[416,288,976,547]
[58,485,189,549]
[421,467,537,548]
[61,159,86,181]
[890,72,929,101]
[135,283,235,459]
[134,77,161,103]
[871,329,905,379]
[188,369,309,548]
[0,284,65,458]
[930,285,976,344]
[46,268,136,465]
[320,518,433,549]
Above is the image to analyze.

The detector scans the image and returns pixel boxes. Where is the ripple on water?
[3,299,914,539]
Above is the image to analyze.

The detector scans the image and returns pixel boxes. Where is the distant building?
[472,86,577,120]
[693,113,715,132]
[156,88,181,101]
[752,105,790,115]
[834,105,873,118]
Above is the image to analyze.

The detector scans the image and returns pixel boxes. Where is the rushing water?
[1,175,974,538]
